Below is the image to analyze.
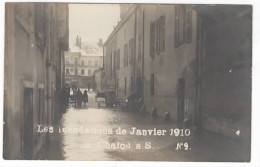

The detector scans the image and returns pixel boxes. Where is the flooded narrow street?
[37,93,250,161]
[3,3,254,164]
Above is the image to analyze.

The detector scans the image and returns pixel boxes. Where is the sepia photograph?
[2,1,253,163]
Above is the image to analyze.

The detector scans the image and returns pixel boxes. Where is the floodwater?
[37,93,250,161]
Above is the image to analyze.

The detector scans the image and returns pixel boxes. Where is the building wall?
[78,56,103,76]
[104,5,137,100]
[197,6,252,140]
[103,4,252,141]
[143,5,198,122]
[104,5,198,120]
[65,52,103,76]
[4,3,69,159]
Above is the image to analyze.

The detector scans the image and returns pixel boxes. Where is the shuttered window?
[138,34,142,60]
[129,39,134,65]
[117,49,120,70]
[150,22,156,58]
[174,6,180,47]
[156,19,160,54]
[175,5,192,47]
[151,73,155,96]
[124,44,128,67]
[186,5,192,43]
[150,15,165,57]
[159,16,165,53]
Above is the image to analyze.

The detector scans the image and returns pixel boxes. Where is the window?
[150,15,165,57]
[81,69,84,75]
[88,69,92,75]
[185,5,192,42]
[131,76,134,93]
[151,73,154,96]
[175,5,192,47]
[125,77,127,96]
[150,22,156,57]
[159,16,165,52]
[117,50,120,70]
[174,6,179,47]
[75,58,78,65]
[95,60,98,67]
[138,34,142,60]
[116,49,120,70]
[88,60,92,66]
[156,19,160,54]
[116,78,119,95]
[124,29,126,40]
[81,60,84,65]
[66,68,69,74]
[113,51,116,73]
[129,39,135,65]
[124,44,128,67]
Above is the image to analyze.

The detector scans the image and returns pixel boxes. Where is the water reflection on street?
[54,93,176,161]
[38,93,250,161]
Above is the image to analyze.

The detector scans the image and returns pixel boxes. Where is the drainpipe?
[103,46,105,68]
[142,8,145,101]
[133,7,137,94]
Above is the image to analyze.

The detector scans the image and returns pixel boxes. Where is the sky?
[69,4,120,49]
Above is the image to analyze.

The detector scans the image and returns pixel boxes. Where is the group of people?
[74,88,88,107]
[62,85,89,108]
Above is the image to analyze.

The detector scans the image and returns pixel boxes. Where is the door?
[136,77,143,98]
[22,88,33,159]
[177,78,185,126]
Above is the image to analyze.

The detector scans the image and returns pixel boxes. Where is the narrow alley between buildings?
[3,3,252,162]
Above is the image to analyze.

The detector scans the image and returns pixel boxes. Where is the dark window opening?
[151,73,154,96]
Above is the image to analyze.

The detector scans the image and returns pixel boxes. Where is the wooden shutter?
[160,16,165,53]
[150,22,156,57]
[156,19,160,54]
[125,44,128,66]
[174,6,179,47]
[117,50,120,70]
[186,5,192,43]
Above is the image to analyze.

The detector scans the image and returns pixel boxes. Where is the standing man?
[82,90,88,106]
[76,88,83,107]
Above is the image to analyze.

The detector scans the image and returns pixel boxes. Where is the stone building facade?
[103,4,252,141]
[104,4,198,123]
[104,5,137,100]
[142,5,198,125]
[4,3,69,159]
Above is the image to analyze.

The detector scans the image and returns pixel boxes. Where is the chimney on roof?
[76,36,81,49]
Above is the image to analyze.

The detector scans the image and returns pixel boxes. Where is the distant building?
[4,3,69,159]
[64,38,103,89]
